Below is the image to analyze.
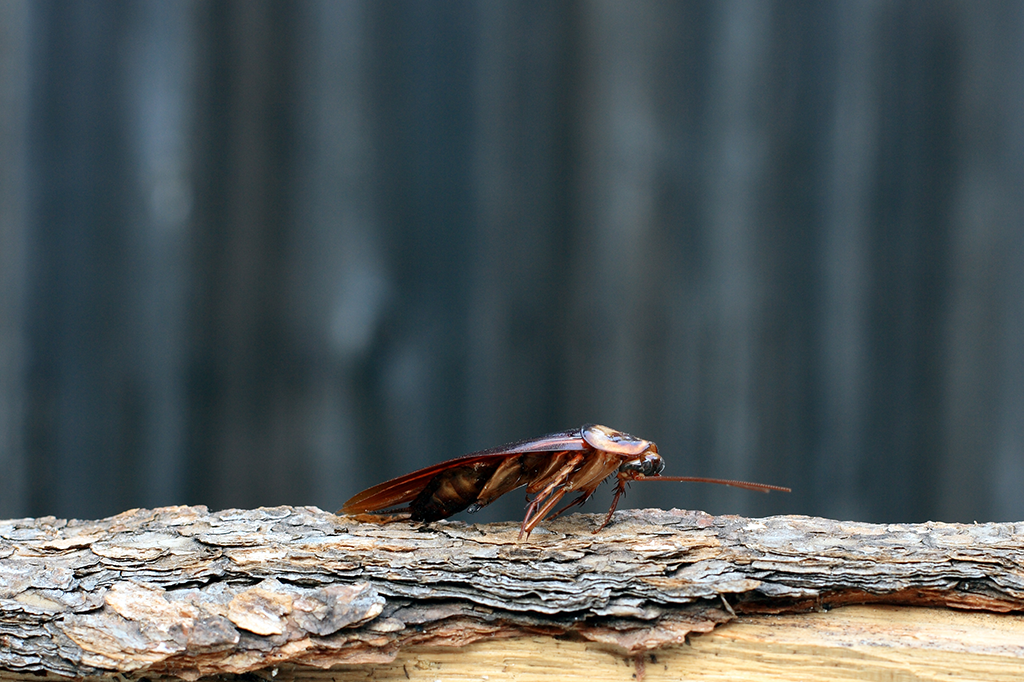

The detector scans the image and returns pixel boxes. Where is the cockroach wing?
[340,453,510,514]
[339,426,592,515]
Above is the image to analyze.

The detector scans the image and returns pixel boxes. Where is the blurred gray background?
[1,0,1022,525]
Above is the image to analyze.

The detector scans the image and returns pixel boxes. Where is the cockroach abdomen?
[409,462,500,522]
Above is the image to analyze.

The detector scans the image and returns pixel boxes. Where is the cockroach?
[340,424,789,539]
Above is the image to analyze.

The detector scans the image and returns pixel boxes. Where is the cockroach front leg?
[596,477,629,532]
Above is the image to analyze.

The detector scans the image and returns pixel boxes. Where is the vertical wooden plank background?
[1,0,1022,525]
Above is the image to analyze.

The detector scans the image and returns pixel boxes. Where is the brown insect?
[340,424,790,539]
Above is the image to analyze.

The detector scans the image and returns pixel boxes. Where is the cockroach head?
[619,450,665,478]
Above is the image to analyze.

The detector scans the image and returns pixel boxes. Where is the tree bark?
[1,506,1022,680]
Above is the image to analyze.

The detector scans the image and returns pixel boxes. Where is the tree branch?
[1,506,1022,679]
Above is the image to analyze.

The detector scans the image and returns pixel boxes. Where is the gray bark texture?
[1,505,1022,679]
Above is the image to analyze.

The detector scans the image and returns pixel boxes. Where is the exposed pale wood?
[269,606,1024,682]
[1,505,1023,680]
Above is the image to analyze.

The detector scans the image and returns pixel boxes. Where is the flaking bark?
[1,506,1022,679]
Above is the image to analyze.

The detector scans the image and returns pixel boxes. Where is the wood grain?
[287,606,1024,682]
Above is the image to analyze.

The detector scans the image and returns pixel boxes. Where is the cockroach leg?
[595,478,629,532]
[547,492,591,520]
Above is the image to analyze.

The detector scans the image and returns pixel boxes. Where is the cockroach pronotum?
[340,424,790,539]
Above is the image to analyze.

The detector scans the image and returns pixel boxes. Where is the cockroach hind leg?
[548,493,589,521]
[517,518,533,541]
[466,502,484,514]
